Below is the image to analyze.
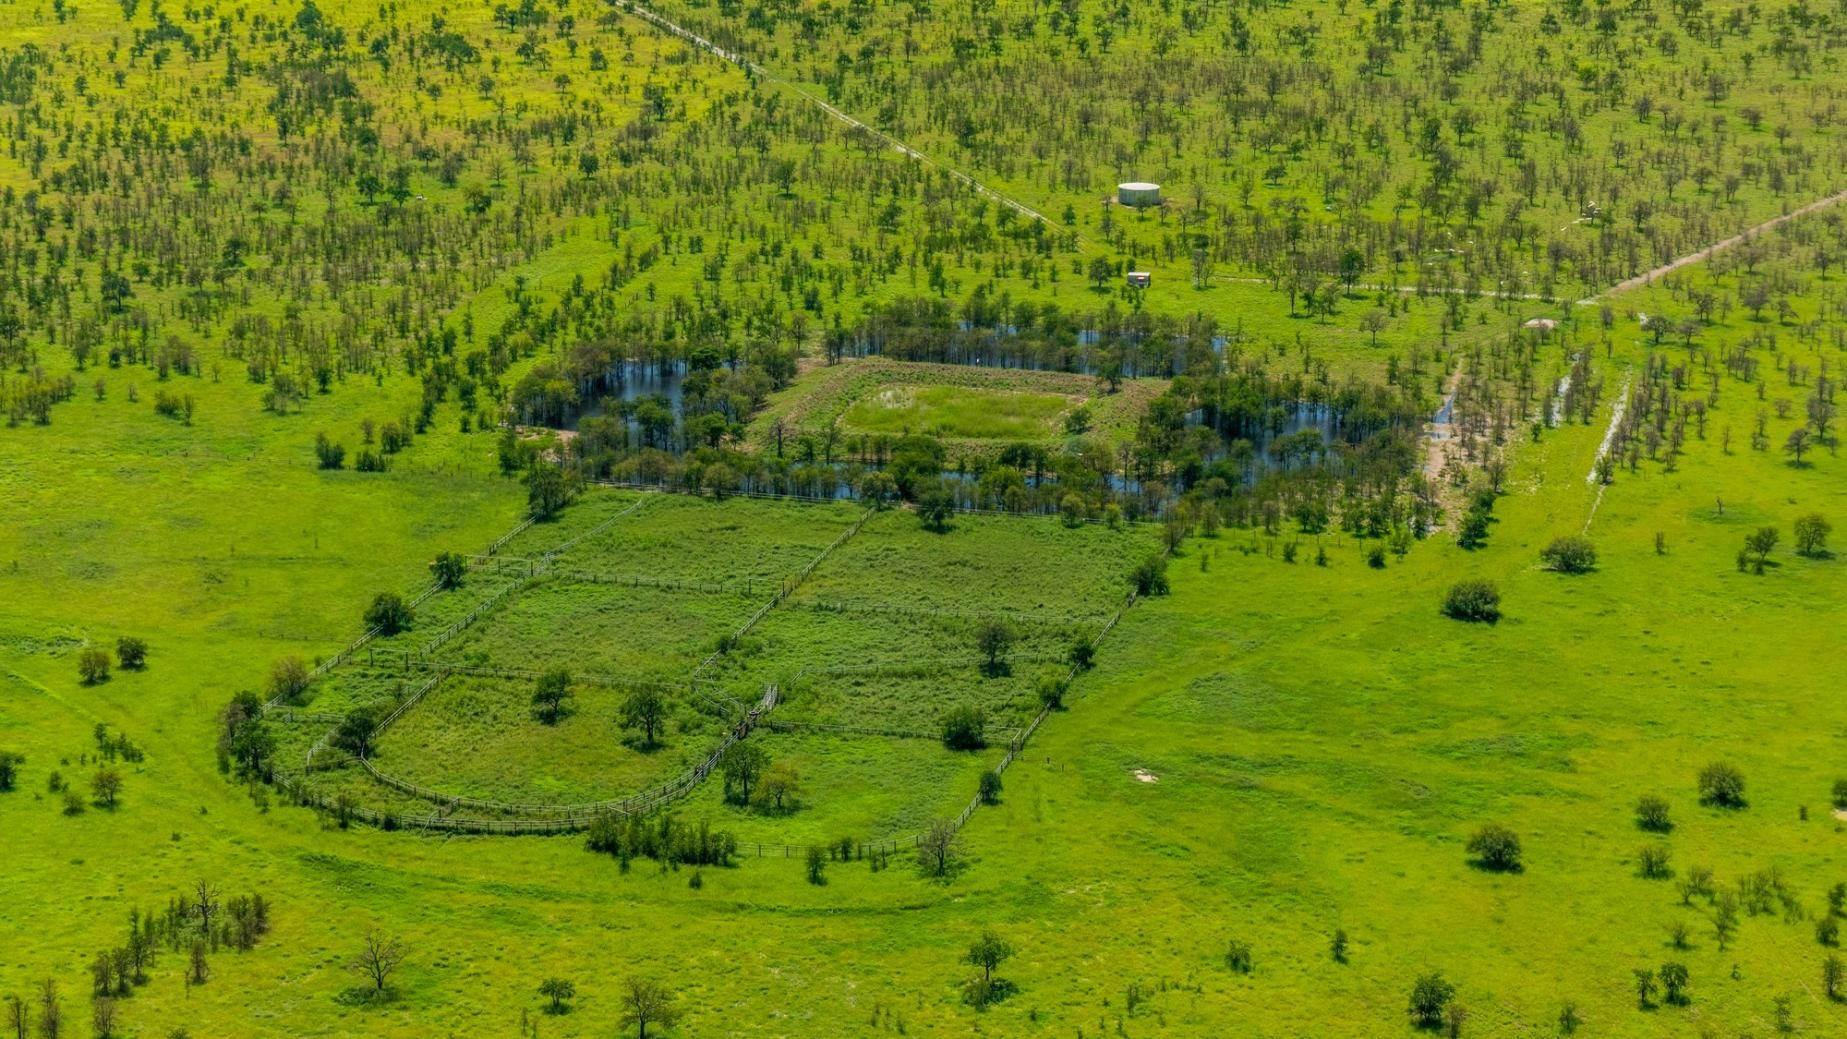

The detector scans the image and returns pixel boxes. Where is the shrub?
[313,432,346,470]
[1697,762,1746,808]
[1225,940,1254,974]
[1466,823,1523,872]
[1131,554,1170,596]
[1540,535,1598,573]
[1442,580,1501,622]
[940,705,987,750]
[0,750,22,791]
[1637,844,1673,879]
[114,636,148,671]
[1634,794,1672,832]
[1834,778,1847,810]
[978,771,1002,805]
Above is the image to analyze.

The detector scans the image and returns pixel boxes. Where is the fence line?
[686,505,876,683]
[293,682,781,829]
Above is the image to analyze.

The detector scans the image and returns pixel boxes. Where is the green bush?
[1466,823,1523,872]
[1540,535,1598,573]
[1442,580,1501,622]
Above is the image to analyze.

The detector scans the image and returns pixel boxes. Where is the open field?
[840,383,1078,440]
[3,0,1846,1036]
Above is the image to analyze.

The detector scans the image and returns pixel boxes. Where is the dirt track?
[1583,187,1847,303]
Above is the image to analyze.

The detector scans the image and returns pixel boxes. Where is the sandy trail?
[1582,188,1847,303]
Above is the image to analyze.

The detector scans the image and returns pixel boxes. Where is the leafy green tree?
[531,669,572,725]
[1657,962,1689,1004]
[805,846,826,885]
[333,707,380,758]
[429,552,467,589]
[1743,526,1779,573]
[363,592,412,635]
[1036,671,1070,709]
[78,647,111,685]
[526,463,576,521]
[965,930,1014,1007]
[975,619,1015,675]
[759,760,800,811]
[620,688,667,747]
[1632,968,1656,1008]
[114,637,148,671]
[1466,824,1522,871]
[721,742,769,805]
[268,656,309,703]
[1795,513,1832,557]
[538,977,575,1015]
[0,751,23,792]
[1408,972,1455,1029]
[916,482,956,532]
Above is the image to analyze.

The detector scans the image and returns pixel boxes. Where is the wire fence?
[265,480,1164,855]
[286,683,781,831]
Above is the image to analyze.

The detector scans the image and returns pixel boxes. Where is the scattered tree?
[965,931,1014,1007]
[917,819,960,876]
[530,668,572,725]
[1742,526,1779,573]
[268,656,310,704]
[1795,513,1833,558]
[349,932,406,996]
[538,977,575,1015]
[940,705,987,750]
[77,647,111,686]
[90,769,122,809]
[1408,972,1455,1029]
[429,552,467,589]
[721,742,769,805]
[974,619,1015,675]
[363,592,412,635]
[1466,824,1522,872]
[620,687,668,747]
[113,637,147,671]
[618,976,679,1039]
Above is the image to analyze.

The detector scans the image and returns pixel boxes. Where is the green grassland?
[0,247,1843,1039]
[746,356,1168,459]
[375,673,724,805]
[841,382,1078,440]
[3,0,1847,1035]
